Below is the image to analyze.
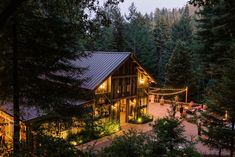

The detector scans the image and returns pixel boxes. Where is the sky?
[117,0,189,15]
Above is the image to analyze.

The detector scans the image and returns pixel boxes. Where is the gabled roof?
[0,99,90,122]
[72,52,131,90]
[0,52,156,121]
[0,102,46,121]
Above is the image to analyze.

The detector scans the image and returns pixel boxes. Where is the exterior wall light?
[140,79,144,84]
[137,117,142,123]
[100,84,105,89]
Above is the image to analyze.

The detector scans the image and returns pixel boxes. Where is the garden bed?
[67,119,120,145]
[129,114,153,124]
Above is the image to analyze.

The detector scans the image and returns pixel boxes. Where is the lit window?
[139,79,144,84]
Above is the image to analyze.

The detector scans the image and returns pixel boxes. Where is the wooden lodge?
[0,51,155,143]
[76,52,155,125]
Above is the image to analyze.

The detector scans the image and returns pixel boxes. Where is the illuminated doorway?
[119,99,126,126]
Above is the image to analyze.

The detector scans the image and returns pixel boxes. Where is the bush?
[102,129,148,157]
[34,135,79,157]
[67,120,120,145]
[95,120,120,136]
[179,146,202,157]
[129,114,153,124]
[96,117,202,157]
[151,117,188,156]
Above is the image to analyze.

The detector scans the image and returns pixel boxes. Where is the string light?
[149,87,186,91]
[149,87,187,96]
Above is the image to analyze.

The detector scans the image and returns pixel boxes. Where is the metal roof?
[0,102,46,121]
[72,51,131,90]
[0,52,156,121]
[0,99,89,122]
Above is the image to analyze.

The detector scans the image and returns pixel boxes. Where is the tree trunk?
[231,121,234,157]
[13,14,20,157]
[219,147,221,156]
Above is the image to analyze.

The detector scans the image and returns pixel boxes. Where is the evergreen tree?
[201,49,235,156]
[111,6,125,51]
[153,16,171,83]
[171,5,193,44]
[125,2,138,22]
[124,3,157,77]
[93,5,125,52]
[152,117,188,156]
[192,0,235,90]
[92,4,195,86]
[0,0,122,155]
[95,26,115,51]
[190,0,235,156]
[165,41,193,88]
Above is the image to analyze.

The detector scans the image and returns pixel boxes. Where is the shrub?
[129,114,153,124]
[67,119,120,145]
[151,117,188,156]
[34,135,79,157]
[102,129,148,157]
[95,120,120,136]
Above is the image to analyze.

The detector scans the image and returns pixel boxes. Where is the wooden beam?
[112,75,137,79]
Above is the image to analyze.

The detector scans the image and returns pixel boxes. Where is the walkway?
[77,102,229,155]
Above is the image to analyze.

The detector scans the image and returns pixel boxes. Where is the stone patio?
[77,102,229,156]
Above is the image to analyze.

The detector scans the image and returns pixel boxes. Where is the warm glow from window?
[140,79,144,84]
[100,83,105,89]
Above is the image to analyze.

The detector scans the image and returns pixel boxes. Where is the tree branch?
[0,0,26,29]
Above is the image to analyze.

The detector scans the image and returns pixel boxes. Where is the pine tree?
[190,0,235,156]
[152,117,188,156]
[124,3,157,77]
[153,16,171,84]
[171,5,193,44]
[165,41,193,88]
[111,6,125,51]
[201,49,235,156]
[0,0,122,155]
[192,0,235,88]
[95,26,115,51]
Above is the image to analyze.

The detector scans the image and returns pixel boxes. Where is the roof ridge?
[92,51,131,54]
[76,51,131,90]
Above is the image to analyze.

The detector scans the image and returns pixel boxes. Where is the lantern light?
[140,79,144,84]
[100,83,105,89]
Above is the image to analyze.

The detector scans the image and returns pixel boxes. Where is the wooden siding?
[0,110,27,143]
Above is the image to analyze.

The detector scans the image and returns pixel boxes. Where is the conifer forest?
[0,0,235,156]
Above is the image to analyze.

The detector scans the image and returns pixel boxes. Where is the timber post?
[185,87,188,103]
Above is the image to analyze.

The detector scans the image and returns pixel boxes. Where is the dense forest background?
[86,3,198,101]
[1,0,235,156]
[88,2,235,154]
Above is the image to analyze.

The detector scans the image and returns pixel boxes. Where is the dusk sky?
[117,0,189,15]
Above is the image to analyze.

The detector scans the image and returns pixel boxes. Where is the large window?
[95,77,111,94]
[137,70,149,88]
[112,77,136,99]
[137,97,148,116]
